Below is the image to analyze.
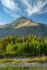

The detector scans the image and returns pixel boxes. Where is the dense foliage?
[0,35,47,57]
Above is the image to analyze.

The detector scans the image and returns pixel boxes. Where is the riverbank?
[0,56,47,70]
[0,56,47,64]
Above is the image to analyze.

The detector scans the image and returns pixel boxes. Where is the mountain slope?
[0,17,47,38]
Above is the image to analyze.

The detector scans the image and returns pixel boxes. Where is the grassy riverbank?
[0,56,47,70]
[0,56,47,64]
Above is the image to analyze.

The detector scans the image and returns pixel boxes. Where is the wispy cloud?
[21,0,47,16]
[1,0,20,17]
[1,0,17,11]
[0,0,47,17]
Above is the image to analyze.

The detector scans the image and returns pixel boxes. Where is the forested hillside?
[0,35,47,57]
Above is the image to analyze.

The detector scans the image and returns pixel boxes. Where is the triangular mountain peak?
[10,17,39,28]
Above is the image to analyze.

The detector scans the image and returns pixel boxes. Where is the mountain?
[0,17,47,38]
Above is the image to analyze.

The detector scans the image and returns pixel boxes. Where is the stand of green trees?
[0,35,47,57]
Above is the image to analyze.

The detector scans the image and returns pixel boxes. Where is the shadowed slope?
[0,17,47,38]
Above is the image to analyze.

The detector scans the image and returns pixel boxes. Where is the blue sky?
[0,0,47,25]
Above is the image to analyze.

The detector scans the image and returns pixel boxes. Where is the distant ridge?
[0,17,47,38]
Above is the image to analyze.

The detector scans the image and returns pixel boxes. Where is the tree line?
[0,35,47,57]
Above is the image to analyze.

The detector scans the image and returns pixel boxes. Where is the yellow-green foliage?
[0,35,47,57]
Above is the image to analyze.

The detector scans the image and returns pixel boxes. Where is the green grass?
[32,67,47,70]
[0,66,47,70]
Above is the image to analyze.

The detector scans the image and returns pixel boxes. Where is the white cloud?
[1,0,17,11]
[3,7,21,18]
[1,0,20,17]
[21,0,47,16]
[0,0,47,17]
